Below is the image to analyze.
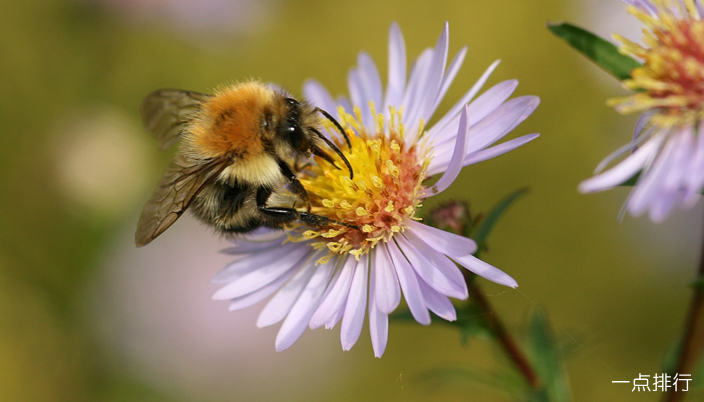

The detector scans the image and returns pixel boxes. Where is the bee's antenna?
[315,107,352,150]
[311,128,354,180]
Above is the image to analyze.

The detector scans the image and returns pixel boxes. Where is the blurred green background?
[2,0,702,401]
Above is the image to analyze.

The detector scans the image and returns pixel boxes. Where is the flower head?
[212,22,539,357]
[580,0,704,222]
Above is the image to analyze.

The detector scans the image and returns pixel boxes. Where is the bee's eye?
[289,124,307,150]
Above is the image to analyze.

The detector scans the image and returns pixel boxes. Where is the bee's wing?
[135,154,230,247]
[140,89,212,150]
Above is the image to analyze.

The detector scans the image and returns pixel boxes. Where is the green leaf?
[471,187,529,252]
[526,309,572,402]
[390,303,495,345]
[547,21,641,81]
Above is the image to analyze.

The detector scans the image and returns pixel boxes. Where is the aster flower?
[212,22,540,357]
[579,0,704,222]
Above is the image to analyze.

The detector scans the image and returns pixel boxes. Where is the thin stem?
[662,209,704,402]
[463,271,541,389]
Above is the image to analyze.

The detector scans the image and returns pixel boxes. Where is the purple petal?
[275,260,336,351]
[429,59,501,138]
[424,105,470,196]
[340,254,369,350]
[303,79,338,117]
[428,46,467,120]
[413,22,449,129]
[211,241,301,284]
[357,52,383,111]
[629,134,680,216]
[212,245,310,299]
[580,133,666,193]
[463,96,540,155]
[417,275,456,321]
[256,256,318,328]
[451,253,518,288]
[368,269,389,358]
[405,220,477,257]
[427,134,540,177]
[374,247,401,314]
[310,257,356,329]
[401,48,433,125]
[395,234,467,299]
[662,128,693,192]
[228,267,298,311]
[387,240,431,325]
[383,22,407,112]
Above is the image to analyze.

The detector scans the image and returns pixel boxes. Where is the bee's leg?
[257,187,358,230]
[277,159,311,212]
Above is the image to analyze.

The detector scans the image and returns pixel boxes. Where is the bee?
[135,80,355,247]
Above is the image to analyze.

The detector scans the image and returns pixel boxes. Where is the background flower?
[579,0,704,222]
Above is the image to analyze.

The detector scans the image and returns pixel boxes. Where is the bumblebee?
[135,81,354,247]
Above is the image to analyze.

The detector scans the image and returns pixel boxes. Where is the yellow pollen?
[385,201,395,212]
[611,1,704,126]
[297,101,427,259]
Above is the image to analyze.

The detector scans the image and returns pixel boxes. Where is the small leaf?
[547,21,641,81]
[526,309,572,402]
[471,187,529,252]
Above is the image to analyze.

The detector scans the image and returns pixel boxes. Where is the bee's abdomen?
[190,180,262,233]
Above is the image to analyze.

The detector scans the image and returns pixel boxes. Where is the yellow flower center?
[609,0,704,126]
[294,104,430,263]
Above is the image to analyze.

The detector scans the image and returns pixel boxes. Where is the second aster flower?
[212,22,540,357]
[580,0,704,222]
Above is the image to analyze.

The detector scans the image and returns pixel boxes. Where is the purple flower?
[212,22,540,357]
[580,0,704,222]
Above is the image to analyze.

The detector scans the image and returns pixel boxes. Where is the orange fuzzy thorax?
[189,82,274,159]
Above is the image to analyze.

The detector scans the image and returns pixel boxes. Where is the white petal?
[429,59,501,138]
[211,241,300,284]
[275,260,336,352]
[228,267,298,311]
[417,275,457,321]
[395,235,467,299]
[424,105,470,196]
[579,132,666,193]
[310,257,356,329]
[374,247,401,314]
[340,254,369,350]
[451,253,518,288]
[303,79,338,117]
[256,254,318,328]
[387,240,431,325]
[368,269,389,358]
[383,22,407,112]
[405,220,477,256]
[212,245,310,299]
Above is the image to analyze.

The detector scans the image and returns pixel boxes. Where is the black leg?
[277,159,311,212]
[256,187,359,230]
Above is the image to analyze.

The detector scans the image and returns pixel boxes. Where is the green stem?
[463,271,541,389]
[662,211,704,402]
